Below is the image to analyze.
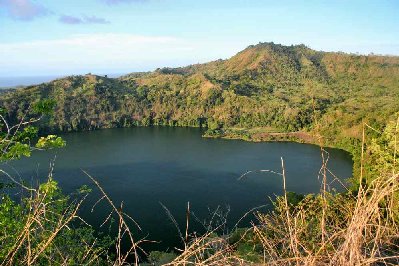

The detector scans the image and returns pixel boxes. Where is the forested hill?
[2,42,399,147]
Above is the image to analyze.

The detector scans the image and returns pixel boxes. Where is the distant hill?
[2,42,399,148]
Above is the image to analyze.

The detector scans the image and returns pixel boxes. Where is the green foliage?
[3,142,31,160]
[2,43,398,147]
[218,116,399,263]
[362,117,399,184]
[286,191,306,207]
[77,184,93,194]
[33,99,56,115]
[0,178,112,265]
[18,126,39,141]
[39,177,59,195]
[228,228,263,262]
[0,104,111,265]
[0,195,24,259]
[0,100,65,162]
[35,134,66,149]
[148,251,177,265]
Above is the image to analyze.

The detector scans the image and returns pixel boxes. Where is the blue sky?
[0,0,398,77]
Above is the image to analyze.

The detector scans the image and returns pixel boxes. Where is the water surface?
[4,127,353,251]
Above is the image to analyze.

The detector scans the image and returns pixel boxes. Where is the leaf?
[3,143,31,160]
[77,185,92,194]
[33,99,56,115]
[39,179,59,195]
[35,135,66,149]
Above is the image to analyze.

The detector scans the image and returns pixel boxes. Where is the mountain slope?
[1,42,399,148]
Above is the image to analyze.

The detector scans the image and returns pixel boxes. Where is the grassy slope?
[1,42,399,152]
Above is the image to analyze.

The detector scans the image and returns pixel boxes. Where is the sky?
[0,0,398,77]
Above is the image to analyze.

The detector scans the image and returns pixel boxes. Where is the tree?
[0,101,111,265]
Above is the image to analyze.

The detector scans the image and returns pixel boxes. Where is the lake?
[3,127,353,252]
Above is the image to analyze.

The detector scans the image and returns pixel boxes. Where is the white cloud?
[0,33,250,76]
[0,33,198,75]
[1,34,181,52]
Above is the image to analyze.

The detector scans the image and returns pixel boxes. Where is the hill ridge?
[1,41,399,149]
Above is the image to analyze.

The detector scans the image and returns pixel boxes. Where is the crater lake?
[4,127,353,252]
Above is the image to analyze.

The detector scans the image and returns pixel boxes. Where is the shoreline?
[44,123,355,157]
[203,127,353,154]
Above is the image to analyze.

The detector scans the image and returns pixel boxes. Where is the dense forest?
[1,42,399,151]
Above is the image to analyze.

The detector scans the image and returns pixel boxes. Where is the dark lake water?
[3,127,353,252]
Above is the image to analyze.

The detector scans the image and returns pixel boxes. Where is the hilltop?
[1,42,399,150]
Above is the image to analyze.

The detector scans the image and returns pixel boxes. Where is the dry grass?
[0,164,98,266]
[0,165,147,266]
[165,120,399,266]
[2,168,398,265]
[164,169,399,266]
[83,171,148,266]
[2,109,398,265]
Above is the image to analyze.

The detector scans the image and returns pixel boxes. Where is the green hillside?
[2,42,399,149]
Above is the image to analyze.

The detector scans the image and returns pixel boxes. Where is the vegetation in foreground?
[163,117,399,265]
[1,99,399,265]
[1,42,399,265]
[0,104,146,265]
